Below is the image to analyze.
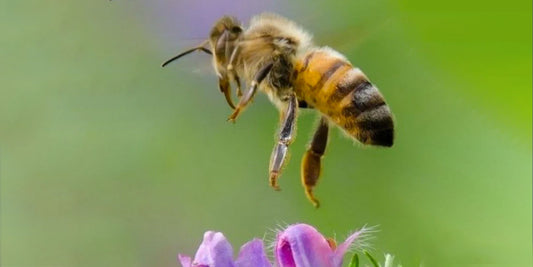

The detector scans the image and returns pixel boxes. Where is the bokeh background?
[1,0,531,266]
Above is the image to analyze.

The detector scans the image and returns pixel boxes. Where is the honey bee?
[163,13,394,208]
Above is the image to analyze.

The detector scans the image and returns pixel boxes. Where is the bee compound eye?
[231,26,242,33]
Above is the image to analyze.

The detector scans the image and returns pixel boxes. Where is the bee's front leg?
[227,45,243,97]
[227,62,274,122]
[301,117,329,208]
[269,94,298,191]
[218,76,236,109]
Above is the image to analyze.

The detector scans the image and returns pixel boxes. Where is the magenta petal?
[275,224,334,267]
[178,254,192,267]
[333,229,366,267]
[193,231,236,267]
[234,239,272,267]
[277,238,297,267]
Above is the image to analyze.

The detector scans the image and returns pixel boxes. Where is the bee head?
[210,16,242,44]
[161,16,242,68]
[209,16,243,66]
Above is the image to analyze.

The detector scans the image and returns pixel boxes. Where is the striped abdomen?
[293,49,394,146]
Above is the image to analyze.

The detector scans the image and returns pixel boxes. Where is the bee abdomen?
[335,69,394,147]
[293,51,394,146]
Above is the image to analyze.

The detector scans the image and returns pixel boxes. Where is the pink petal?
[235,239,272,267]
[333,229,366,266]
[178,254,192,267]
[275,224,334,267]
[193,231,236,267]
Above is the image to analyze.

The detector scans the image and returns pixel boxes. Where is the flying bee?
[162,13,394,208]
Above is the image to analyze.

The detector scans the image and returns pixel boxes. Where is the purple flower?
[275,224,367,267]
[178,231,271,267]
[178,224,368,267]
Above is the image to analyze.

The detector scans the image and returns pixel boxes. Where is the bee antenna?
[161,41,212,67]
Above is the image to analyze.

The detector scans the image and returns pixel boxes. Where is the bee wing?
[164,59,215,76]
[190,63,216,76]
[313,18,396,52]
[233,16,394,54]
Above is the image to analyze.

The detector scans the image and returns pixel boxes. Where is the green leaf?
[364,251,380,267]
[348,253,359,267]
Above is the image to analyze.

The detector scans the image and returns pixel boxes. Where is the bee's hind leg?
[269,94,298,191]
[227,61,274,122]
[301,117,329,208]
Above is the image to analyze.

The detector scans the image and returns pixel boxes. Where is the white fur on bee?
[247,13,313,53]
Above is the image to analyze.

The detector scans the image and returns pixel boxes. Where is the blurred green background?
[1,0,531,266]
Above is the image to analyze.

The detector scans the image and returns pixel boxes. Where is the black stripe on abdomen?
[340,82,384,117]
[340,83,394,146]
[329,76,368,104]
[356,105,393,131]
[314,60,348,92]
[352,82,386,113]
[300,52,315,72]
[355,105,394,147]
